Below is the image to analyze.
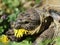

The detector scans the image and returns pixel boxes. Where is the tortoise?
[5,0,60,45]
[5,8,54,42]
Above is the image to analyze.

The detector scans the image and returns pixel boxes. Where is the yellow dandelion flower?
[0,35,9,44]
[14,29,29,38]
[14,30,18,36]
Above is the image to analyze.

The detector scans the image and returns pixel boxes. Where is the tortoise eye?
[24,21,29,24]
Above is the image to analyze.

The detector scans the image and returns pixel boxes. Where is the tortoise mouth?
[13,24,41,38]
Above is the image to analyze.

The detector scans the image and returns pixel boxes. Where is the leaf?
[8,13,17,22]
[0,26,4,34]
[35,0,40,4]
[0,19,3,23]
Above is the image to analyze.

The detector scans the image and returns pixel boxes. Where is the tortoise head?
[11,8,40,30]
